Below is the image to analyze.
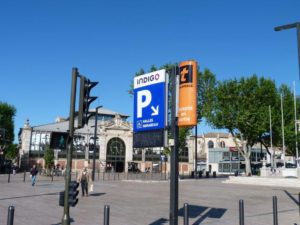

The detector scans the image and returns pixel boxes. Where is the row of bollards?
[239,196,279,225]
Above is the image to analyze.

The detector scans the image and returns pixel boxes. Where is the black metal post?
[297,24,300,82]
[92,106,101,181]
[184,203,189,225]
[273,196,278,225]
[7,205,14,225]
[170,66,179,225]
[23,170,26,182]
[194,125,197,178]
[104,205,110,225]
[62,68,78,225]
[8,171,10,183]
[298,192,300,215]
[239,200,244,225]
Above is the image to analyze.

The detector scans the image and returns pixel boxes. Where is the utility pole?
[281,94,286,168]
[294,81,299,167]
[92,106,102,181]
[62,68,78,225]
[169,66,179,225]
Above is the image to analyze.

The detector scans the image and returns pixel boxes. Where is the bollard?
[98,170,100,181]
[7,205,15,225]
[213,171,216,178]
[206,171,209,178]
[239,200,244,225]
[8,172,11,183]
[298,192,300,215]
[184,203,189,225]
[104,205,110,225]
[273,196,278,225]
[51,172,54,182]
[23,171,26,182]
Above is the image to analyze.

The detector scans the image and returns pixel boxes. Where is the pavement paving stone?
[0,173,299,225]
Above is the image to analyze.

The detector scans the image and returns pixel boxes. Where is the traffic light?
[50,132,68,150]
[68,181,79,207]
[78,76,98,128]
[59,181,79,207]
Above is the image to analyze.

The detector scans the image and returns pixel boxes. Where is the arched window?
[208,140,214,148]
[107,138,125,156]
[106,137,126,172]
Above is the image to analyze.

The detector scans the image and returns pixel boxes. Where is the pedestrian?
[77,166,92,197]
[12,164,16,175]
[30,164,38,186]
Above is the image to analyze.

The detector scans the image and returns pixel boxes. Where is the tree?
[44,145,54,174]
[0,102,16,145]
[4,144,18,160]
[206,75,280,175]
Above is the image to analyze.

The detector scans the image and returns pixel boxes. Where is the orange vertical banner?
[178,60,198,127]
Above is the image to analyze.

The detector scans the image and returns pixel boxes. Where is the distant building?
[19,108,278,174]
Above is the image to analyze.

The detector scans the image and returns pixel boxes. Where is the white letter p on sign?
[137,90,152,118]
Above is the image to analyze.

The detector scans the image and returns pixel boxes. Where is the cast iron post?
[169,66,179,225]
[62,68,78,225]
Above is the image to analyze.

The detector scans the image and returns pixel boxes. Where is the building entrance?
[106,137,126,172]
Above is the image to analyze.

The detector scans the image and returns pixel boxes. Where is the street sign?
[133,129,165,148]
[133,69,166,132]
[178,60,198,127]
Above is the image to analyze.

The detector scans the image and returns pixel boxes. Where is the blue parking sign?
[133,70,166,132]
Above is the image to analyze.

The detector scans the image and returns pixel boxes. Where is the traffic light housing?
[59,181,79,207]
[78,76,98,128]
[68,181,79,207]
[50,132,68,150]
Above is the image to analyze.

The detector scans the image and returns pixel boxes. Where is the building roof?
[29,107,130,132]
[191,132,230,138]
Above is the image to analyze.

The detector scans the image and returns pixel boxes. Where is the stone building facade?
[19,107,269,174]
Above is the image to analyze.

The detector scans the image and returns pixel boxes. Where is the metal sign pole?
[169,66,179,225]
[62,68,77,225]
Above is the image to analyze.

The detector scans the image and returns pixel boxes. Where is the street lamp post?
[92,106,102,181]
[274,22,300,80]
[275,22,300,167]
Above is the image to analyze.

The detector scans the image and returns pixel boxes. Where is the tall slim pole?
[293,82,299,167]
[62,68,77,225]
[170,66,179,225]
[281,94,286,167]
[92,106,101,181]
[269,106,275,169]
[194,125,197,177]
[297,24,300,81]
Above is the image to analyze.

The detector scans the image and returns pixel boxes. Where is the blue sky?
[0,1,299,142]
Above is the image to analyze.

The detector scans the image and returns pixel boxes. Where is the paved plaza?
[0,173,299,225]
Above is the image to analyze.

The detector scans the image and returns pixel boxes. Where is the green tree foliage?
[44,145,54,171]
[0,102,16,145]
[4,144,18,160]
[206,75,279,175]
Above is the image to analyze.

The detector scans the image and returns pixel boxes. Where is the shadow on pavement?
[0,192,60,201]
[191,207,227,225]
[149,217,168,225]
[283,189,299,206]
[89,192,106,197]
[148,205,227,225]
[51,218,75,225]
